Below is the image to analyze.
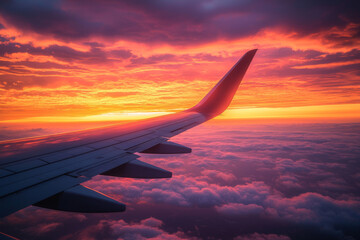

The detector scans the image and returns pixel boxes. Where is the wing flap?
[125,137,166,153]
[102,159,172,179]
[34,185,126,213]
[74,152,138,178]
[141,141,191,154]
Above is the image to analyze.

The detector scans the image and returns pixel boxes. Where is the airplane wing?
[0,49,257,218]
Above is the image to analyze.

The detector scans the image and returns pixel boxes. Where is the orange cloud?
[0,1,359,122]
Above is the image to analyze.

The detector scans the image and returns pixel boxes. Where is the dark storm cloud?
[0,0,359,45]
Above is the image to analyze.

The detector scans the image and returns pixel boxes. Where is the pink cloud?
[26,222,63,235]
[64,217,198,240]
[215,203,264,216]
[200,169,237,182]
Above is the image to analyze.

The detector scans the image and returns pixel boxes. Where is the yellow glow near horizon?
[219,104,360,119]
[2,104,359,123]
[0,111,171,123]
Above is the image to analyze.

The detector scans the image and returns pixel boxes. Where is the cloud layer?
[1,121,359,239]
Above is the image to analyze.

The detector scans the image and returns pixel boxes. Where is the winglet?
[188,49,257,119]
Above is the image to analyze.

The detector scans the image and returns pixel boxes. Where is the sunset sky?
[0,0,359,122]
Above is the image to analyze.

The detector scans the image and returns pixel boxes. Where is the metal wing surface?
[0,49,257,218]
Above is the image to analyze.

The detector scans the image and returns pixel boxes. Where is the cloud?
[234,233,291,240]
[26,222,63,235]
[0,0,358,45]
[0,75,92,90]
[0,40,132,64]
[89,177,270,207]
[215,203,264,216]
[200,169,237,182]
[66,217,197,240]
[0,126,47,141]
[140,217,163,228]
[89,176,360,231]
[275,175,302,189]
[96,91,139,98]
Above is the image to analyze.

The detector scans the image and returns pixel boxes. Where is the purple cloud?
[0,0,358,45]
[61,217,196,240]
[215,203,264,216]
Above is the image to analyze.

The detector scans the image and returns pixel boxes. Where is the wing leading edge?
[0,49,257,218]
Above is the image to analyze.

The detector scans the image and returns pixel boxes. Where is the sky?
[1,1,360,240]
[0,0,359,122]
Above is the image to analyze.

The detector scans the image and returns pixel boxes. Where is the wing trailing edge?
[188,49,257,119]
